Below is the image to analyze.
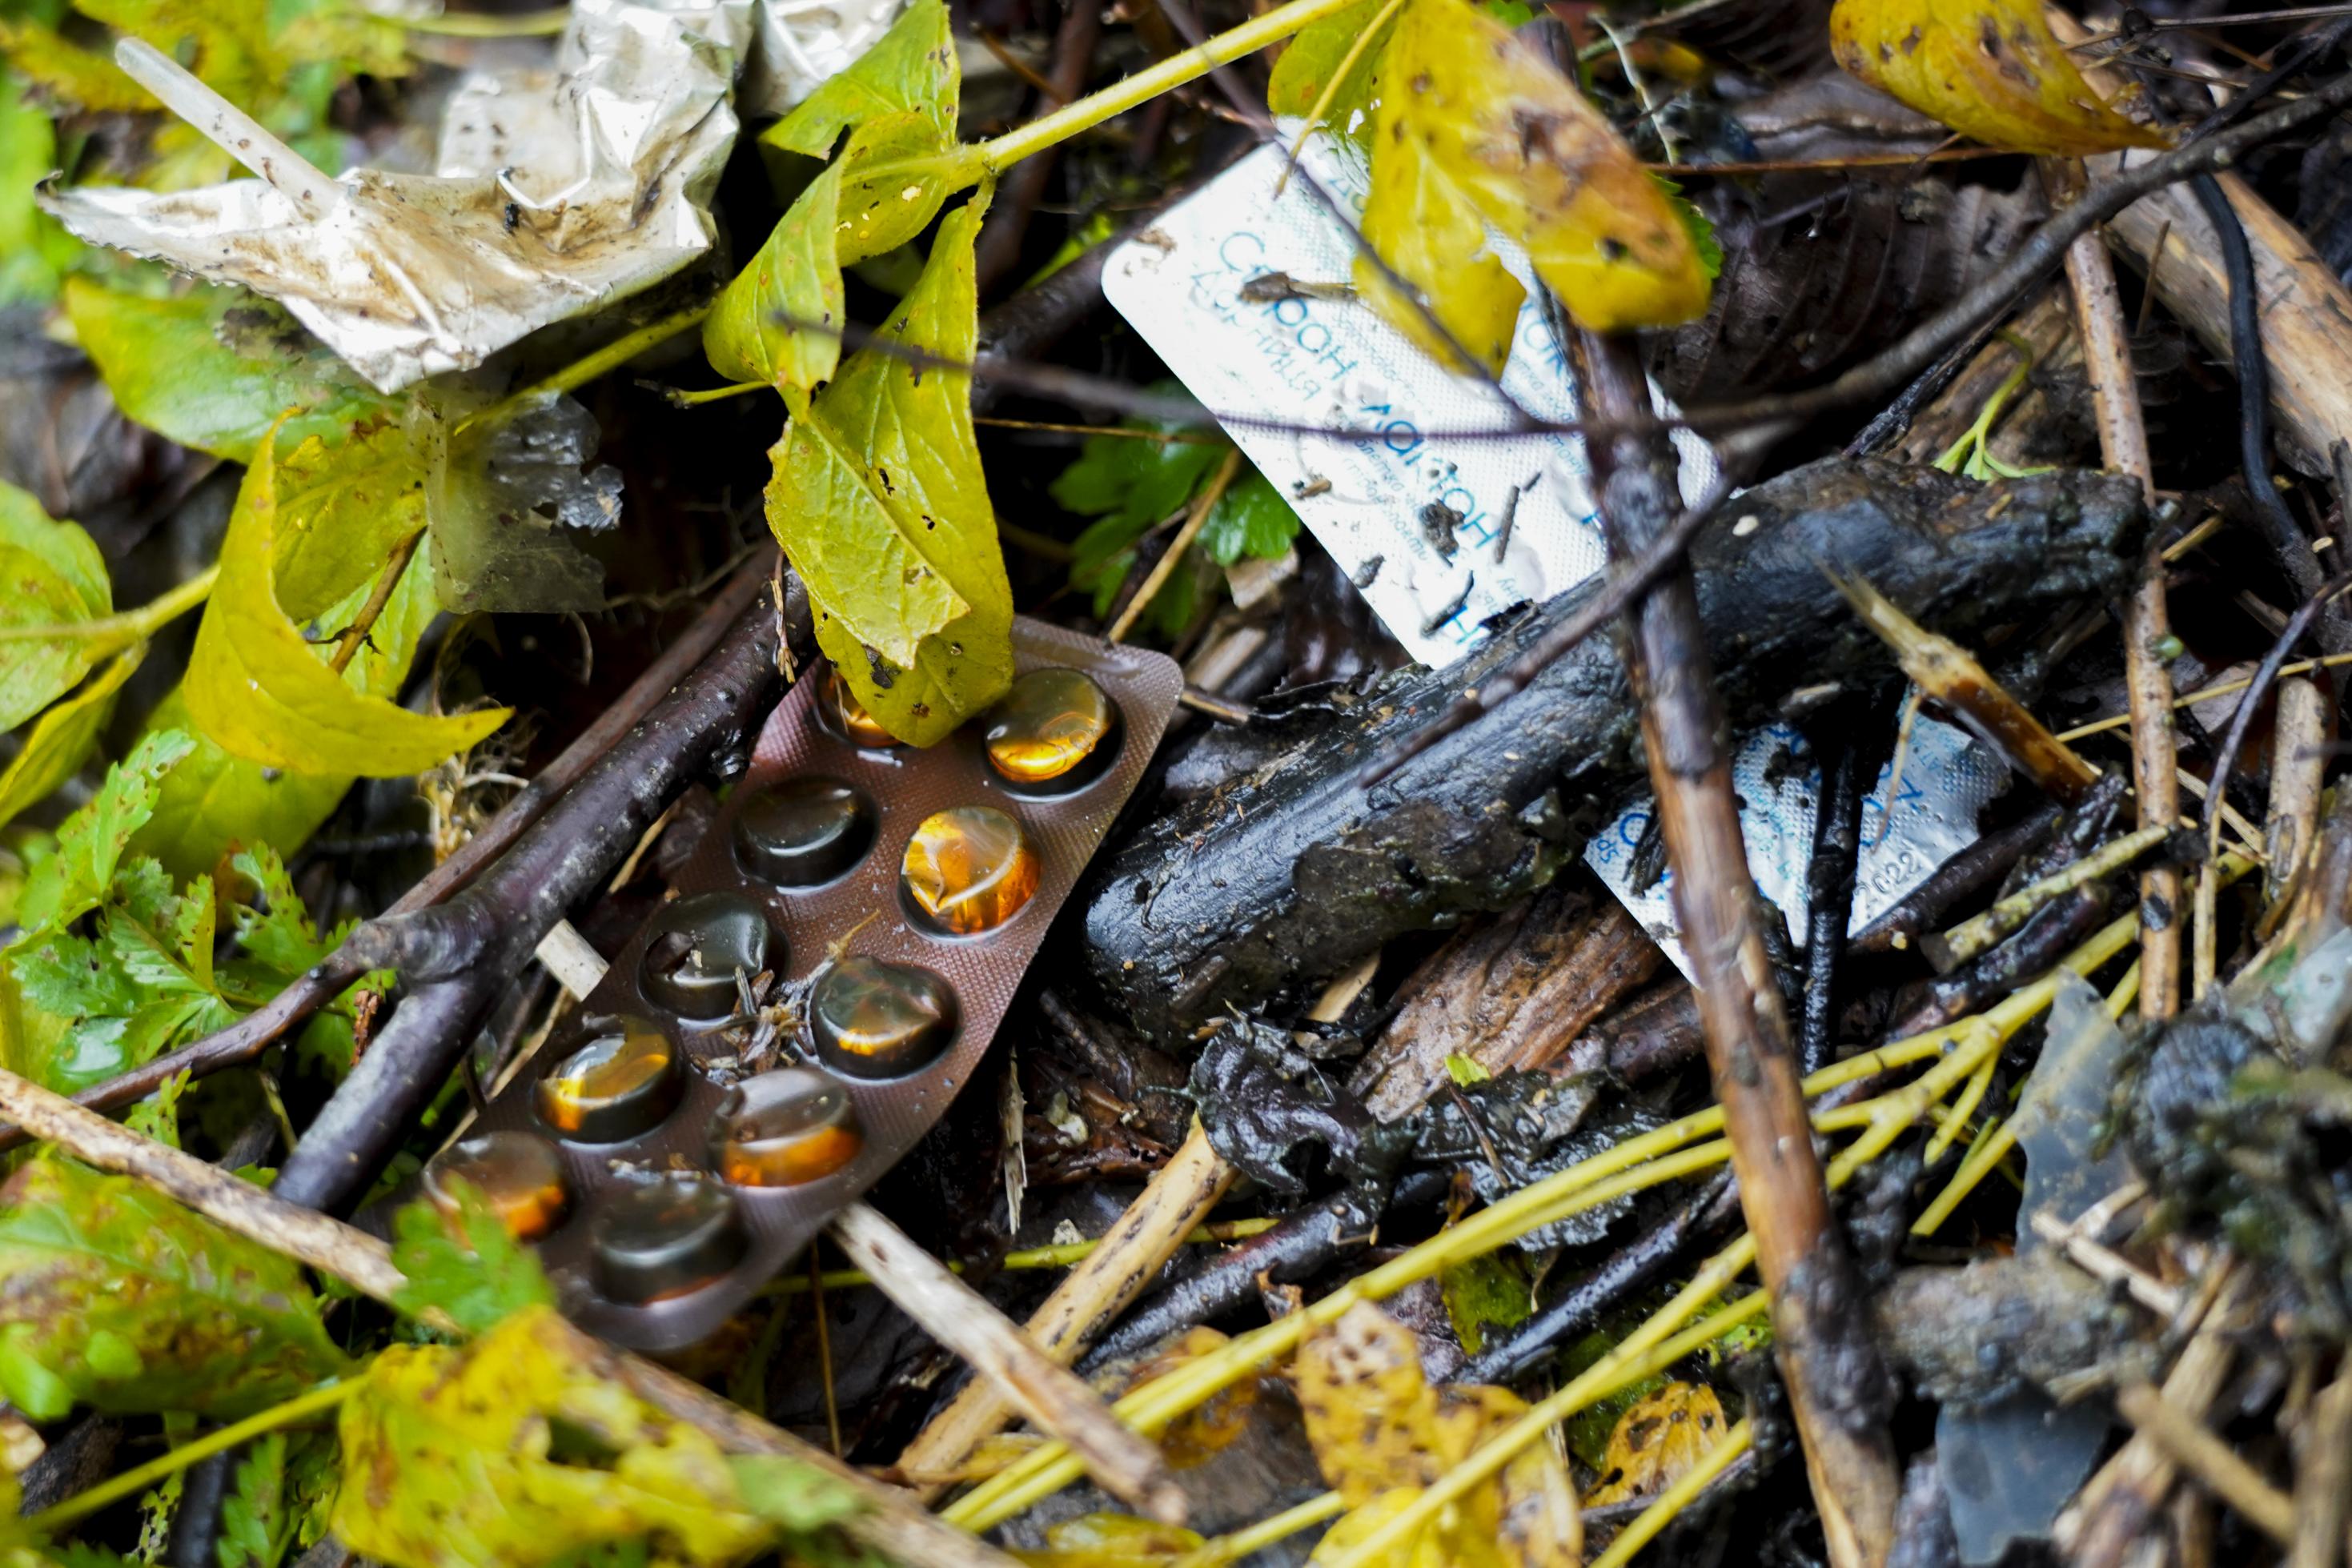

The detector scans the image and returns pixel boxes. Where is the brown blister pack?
[394,618,1182,1349]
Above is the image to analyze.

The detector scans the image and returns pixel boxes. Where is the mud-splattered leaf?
[331,1306,772,1568]
[1298,1304,1579,1568]
[0,1158,349,1420]
[65,280,391,464]
[1010,1514,1208,1566]
[1829,0,2166,157]
[0,480,112,736]
[0,643,141,832]
[1580,1382,1730,1508]
[1359,0,1710,365]
[707,0,961,393]
[184,419,507,778]
[765,199,1012,745]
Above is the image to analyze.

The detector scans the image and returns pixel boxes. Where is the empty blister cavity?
[810,956,960,1079]
[712,1067,863,1186]
[592,1174,747,1303]
[640,891,778,1021]
[901,805,1039,936]
[537,1017,685,1143]
[733,776,876,888]
[423,1131,570,1240]
[985,668,1122,793]
[819,667,900,750]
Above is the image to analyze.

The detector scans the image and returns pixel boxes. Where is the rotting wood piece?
[1082,458,2146,1041]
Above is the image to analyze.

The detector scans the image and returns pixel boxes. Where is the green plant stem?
[1587,1417,1756,1568]
[864,0,1363,193]
[459,304,715,436]
[31,1375,360,1534]
[0,564,219,651]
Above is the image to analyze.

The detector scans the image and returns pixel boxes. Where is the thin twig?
[1107,450,1240,643]
[328,531,427,675]
[2114,1382,2295,1547]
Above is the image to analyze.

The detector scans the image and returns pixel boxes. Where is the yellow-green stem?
[1588,1418,1756,1568]
[460,304,715,437]
[766,1219,1278,1294]
[0,564,219,652]
[32,1376,360,1534]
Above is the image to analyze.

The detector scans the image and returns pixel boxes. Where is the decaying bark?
[1082,459,2145,1041]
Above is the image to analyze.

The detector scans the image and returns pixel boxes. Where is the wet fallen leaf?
[0,1157,351,1421]
[1298,1303,1579,1568]
[1011,1512,1208,1566]
[764,198,1013,745]
[704,0,961,393]
[1353,0,1711,369]
[183,419,508,779]
[333,1305,773,1568]
[1267,0,1399,156]
[1828,0,2166,157]
[1439,1252,1531,1357]
[1580,1381,1730,1508]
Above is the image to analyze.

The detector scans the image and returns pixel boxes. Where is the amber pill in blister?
[592,1174,747,1303]
[811,956,960,1079]
[712,1068,863,1186]
[821,667,899,749]
[537,1017,684,1144]
[985,668,1122,793]
[639,891,778,1021]
[733,777,876,888]
[423,1131,569,1240]
[901,806,1039,936]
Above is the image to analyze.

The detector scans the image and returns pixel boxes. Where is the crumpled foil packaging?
[44,0,757,392]
[741,0,910,117]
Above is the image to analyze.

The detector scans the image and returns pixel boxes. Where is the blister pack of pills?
[396,618,1182,1349]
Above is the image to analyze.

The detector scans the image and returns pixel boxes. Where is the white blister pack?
[1103,142,2005,968]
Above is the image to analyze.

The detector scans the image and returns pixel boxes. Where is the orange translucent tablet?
[592,1175,746,1304]
[536,1017,684,1143]
[822,667,899,749]
[423,1132,569,1241]
[811,956,960,1079]
[712,1068,863,1187]
[901,806,1039,935]
[984,668,1122,792]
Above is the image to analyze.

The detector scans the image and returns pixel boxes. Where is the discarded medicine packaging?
[383,619,1180,1349]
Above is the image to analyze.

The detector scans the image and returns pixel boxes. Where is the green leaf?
[1197,474,1301,567]
[1266,0,1395,154]
[1653,175,1724,282]
[227,844,331,976]
[388,1182,556,1336]
[217,1431,287,1568]
[332,1306,771,1568]
[185,419,508,778]
[1443,1051,1490,1087]
[0,1157,351,1418]
[0,642,143,832]
[1437,1251,1527,1355]
[121,1063,191,1148]
[64,280,393,464]
[0,62,91,305]
[0,479,112,735]
[726,1455,865,1537]
[14,728,195,937]
[765,200,1013,746]
[708,0,961,395]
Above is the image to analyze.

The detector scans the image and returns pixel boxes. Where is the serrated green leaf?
[765,200,1013,746]
[1197,473,1300,567]
[218,1431,287,1568]
[185,420,508,778]
[64,279,392,464]
[0,642,142,832]
[14,728,195,937]
[0,1157,351,1418]
[227,844,331,976]
[0,479,112,736]
[388,1182,556,1337]
[332,1306,769,1568]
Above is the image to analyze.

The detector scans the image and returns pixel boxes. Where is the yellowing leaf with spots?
[1581,1381,1731,1508]
[1830,0,2167,157]
[1355,0,1711,370]
[1298,1303,1579,1568]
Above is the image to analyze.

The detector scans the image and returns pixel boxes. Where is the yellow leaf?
[1828,0,2167,157]
[334,1306,771,1568]
[1298,1305,1579,1568]
[1360,0,1710,355]
[185,421,508,779]
[1011,1512,1207,1566]
[1580,1381,1730,1508]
